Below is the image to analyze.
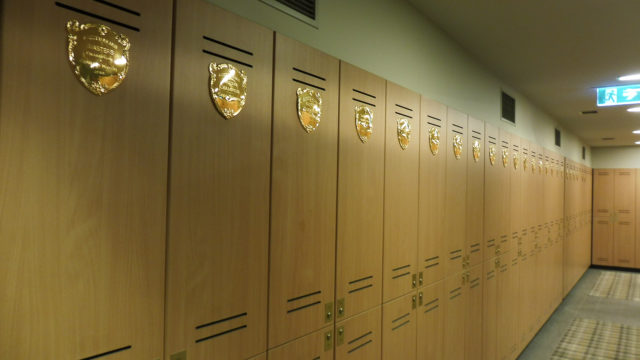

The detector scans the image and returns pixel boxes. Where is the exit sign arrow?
[597,84,640,106]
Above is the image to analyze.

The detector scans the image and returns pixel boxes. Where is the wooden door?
[593,169,614,218]
[269,34,339,347]
[267,325,334,360]
[444,109,468,276]
[498,130,512,255]
[0,1,171,358]
[382,292,417,360]
[419,98,447,286]
[464,264,483,360]
[383,82,420,302]
[165,3,272,359]
[443,272,467,360]
[336,62,386,320]
[335,306,382,360]
[484,124,500,260]
[417,281,444,360]
[466,117,484,267]
[483,257,499,360]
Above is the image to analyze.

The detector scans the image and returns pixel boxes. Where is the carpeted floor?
[550,318,640,359]
[589,271,640,301]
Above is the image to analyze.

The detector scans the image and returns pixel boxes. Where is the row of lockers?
[593,168,640,268]
[0,0,592,359]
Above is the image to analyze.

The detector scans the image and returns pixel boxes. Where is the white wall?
[591,146,640,168]
[207,0,591,165]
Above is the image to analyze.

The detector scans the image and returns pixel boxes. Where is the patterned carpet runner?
[589,271,640,301]
[551,318,640,359]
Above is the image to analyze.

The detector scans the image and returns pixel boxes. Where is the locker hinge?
[337,298,345,318]
[324,330,334,351]
[337,326,345,346]
[170,351,186,360]
[325,302,334,323]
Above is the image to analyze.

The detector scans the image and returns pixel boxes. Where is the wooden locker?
[382,292,417,360]
[419,98,447,286]
[0,1,171,359]
[267,325,334,360]
[593,169,614,218]
[614,219,636,267]
[165,2,272,359]
[269,34,339,347]
[443,272,467,360]
[444,108,468,276]
[383,82,420,302]
[249,353,267,360]
[466,117,485,267]
[464,264,483,360]
[482,257,499,360]
[484,123,500,260]
[336,62,386,320]
[417,281,445,360]
[335,306,382,360]
[614,170,635,219]
[517,230,536,347]
[496,252,518,360]
[498,129,512,255]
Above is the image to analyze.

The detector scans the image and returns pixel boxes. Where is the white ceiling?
[408,0,640,147]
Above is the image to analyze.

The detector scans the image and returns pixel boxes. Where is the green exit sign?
[597,84,640,106]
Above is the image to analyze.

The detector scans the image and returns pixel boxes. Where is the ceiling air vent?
[555,128,561,147]
[602,137,615,141]
[501,91,515,124]
[261,0,318,27]
[581,110,598,115]
[582,147,586,160]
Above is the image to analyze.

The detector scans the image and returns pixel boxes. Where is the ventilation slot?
[80,345,132,360]
[486,270,495,280]
[423,297,439,313]
[353,88,376,99]
[424,256,440,269]
[427,121,441,128]
[472,130,482,135]
[194,312,248,344]
[273,0,316,19]
[470,243,481,253]
[452,130,462,135]
[195,325,247,343]
[449,249,462,261]
[196,312,247,330]
[348,274,374,294]
[472,135,481,140]
[395,111,412,119]
[347,331,373,354]
[54,2,140,32]
[501,91,515,124]
[452,124,463,129]
[449,287,462,300]
[353,98,375,107]
[486,239,495,248]
[286,290,322,314]
[391,313,410,331]
[427,115,442,122]
[292,78,325,91]
[293,67,325,81]
[202,49,253,68]
[395,104,413,112]
[555,128,561,147]
[93,0,140,16]
[470,277,480,289]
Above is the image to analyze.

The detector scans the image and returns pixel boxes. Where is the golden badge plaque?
[489,145,496,166]
[502,149,509,167]
[397,119,411,150]
[209,63,247,119]
[538,160,543,174]
[453,135,463,159]
[428,127,440,155]
[523,158,528,171]
[66,20,130,95]
[354,105,373,143]
[472,140,480,162]
[297,88,322,133]
[531,158,535,173]
[513,153,519,170]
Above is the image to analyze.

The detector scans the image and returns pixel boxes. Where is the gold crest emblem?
[209,63,247,119]
[397,119,411,150]
[489,145,496,166]
[472,140,480,162]
[502,149,509,167]
[531,158,535,173]
[66,20,130,95]
[538,160,543,174]
[453,135,463,159]
[428,127,440,155]
[354,105,373,143]
[523,158,528,171]
[513,153,519,170]
[297,88,322,133]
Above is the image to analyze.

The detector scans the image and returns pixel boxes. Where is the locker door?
[382,292,417,360]
[517,230,535,347]
[464,264,483,360]
[466,117,485,267]
[593,219,614,265]
[498,130,512,255]
[496,252,516,360]
[417,281,444,360]
[593,169,614,218]
[614,170,635,219]
[335,307,382,360]
[444,109,468,276]
[336,62,386,320]
[614,220,636,267]
[510,135,522,265]
[482,258,499,360]
[419,98,447,286]
[383,82,420,302]
[267,325,334,360]
[165,3,272,359]
[269,34,339,347]
[0,1,171,359]
[484,124,500,260]
[443,272,467,360]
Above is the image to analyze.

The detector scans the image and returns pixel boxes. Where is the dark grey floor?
[518,267,640,359]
